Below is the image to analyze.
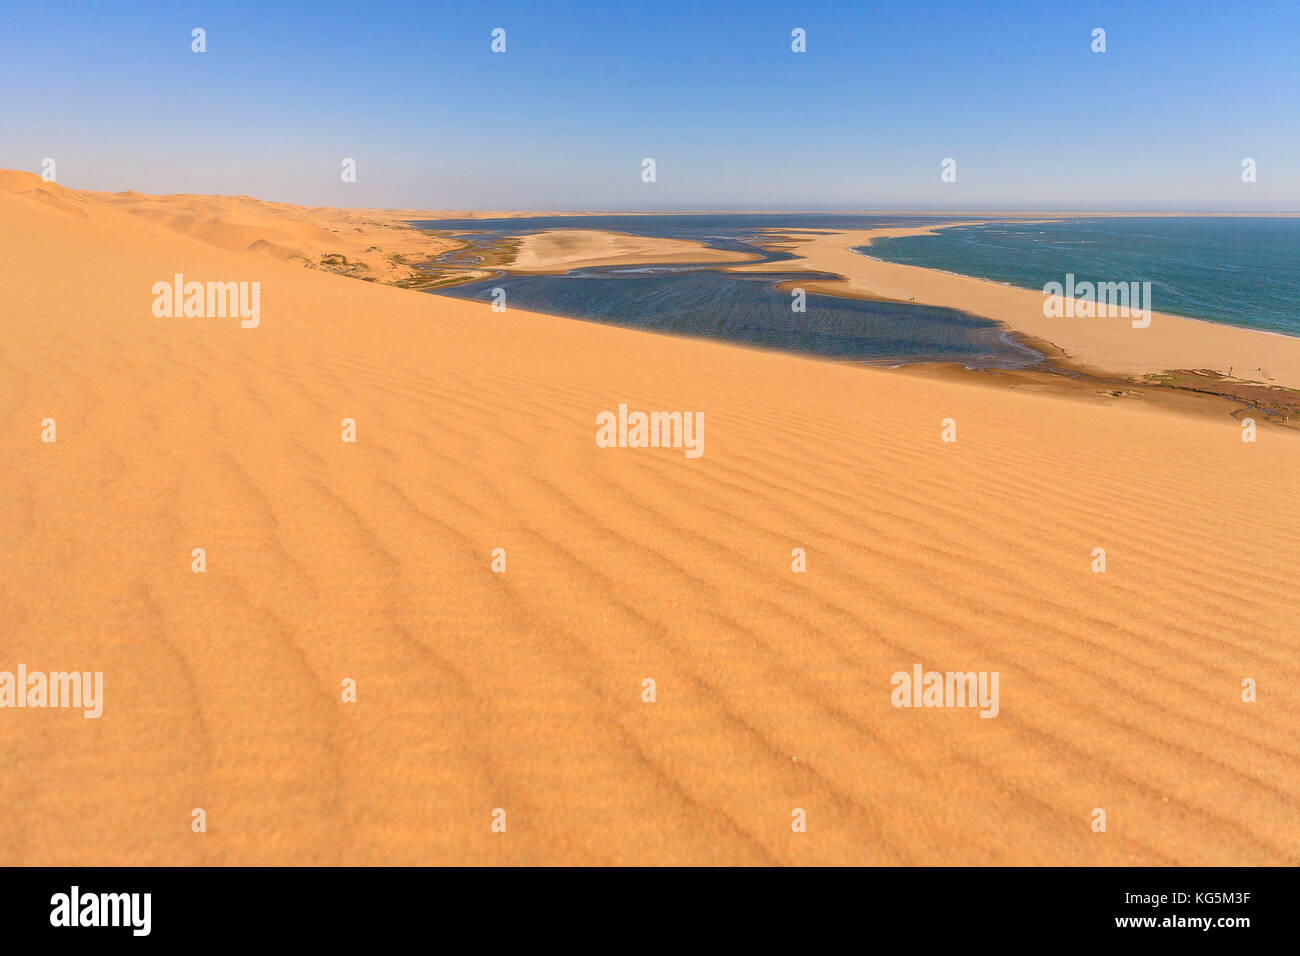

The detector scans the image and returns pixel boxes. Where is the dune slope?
[1,176,1297,865]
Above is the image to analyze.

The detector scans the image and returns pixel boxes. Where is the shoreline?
[843,225,1300,338]
[724,224,1300,424]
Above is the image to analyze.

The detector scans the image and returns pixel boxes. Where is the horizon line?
[12,171,1300,216]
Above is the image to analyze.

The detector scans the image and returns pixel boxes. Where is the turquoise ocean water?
[863,218,1300,337]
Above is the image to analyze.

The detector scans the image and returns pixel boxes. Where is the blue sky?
[2,0,1297,209]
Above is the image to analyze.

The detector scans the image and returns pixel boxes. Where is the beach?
[3,171,1298,866]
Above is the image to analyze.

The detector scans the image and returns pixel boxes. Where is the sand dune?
[0,171,460,284]
[1,174,1297,865]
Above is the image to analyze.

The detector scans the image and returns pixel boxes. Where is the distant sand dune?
[1,173,1297,865]
[0,170,461,283]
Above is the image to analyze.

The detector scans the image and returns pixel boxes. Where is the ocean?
[864,217,1300,337]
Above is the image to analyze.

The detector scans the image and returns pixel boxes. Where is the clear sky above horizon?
[2,0,1297,210]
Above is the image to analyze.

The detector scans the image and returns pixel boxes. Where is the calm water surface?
[413,214,1043,368]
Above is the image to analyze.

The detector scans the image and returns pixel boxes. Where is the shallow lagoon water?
[413,215,1043,368]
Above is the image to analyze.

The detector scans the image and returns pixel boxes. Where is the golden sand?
[2,172,1297,865]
